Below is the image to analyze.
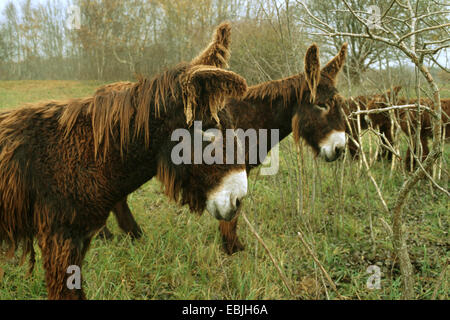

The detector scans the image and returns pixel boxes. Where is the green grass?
[0,80,448,300]
[0,80,106,110]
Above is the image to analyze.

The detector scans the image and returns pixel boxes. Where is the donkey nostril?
[230,196,241,210]
[335,146,343,157]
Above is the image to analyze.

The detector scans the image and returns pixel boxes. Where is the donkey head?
[292,43,348,162]
[156,22,248,221]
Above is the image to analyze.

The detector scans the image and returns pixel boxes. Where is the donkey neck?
[225,76,301,170]
[227,76,302,140]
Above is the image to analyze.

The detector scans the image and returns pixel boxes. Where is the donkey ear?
[181,66,247,125]
[191,22,232,69]
[321,43,348,83]
[304,44,321,102]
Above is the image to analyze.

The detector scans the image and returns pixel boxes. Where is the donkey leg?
[219,216,244,255]
[97,223,114,240]
[38,232,89,300]
[112,197,143,239]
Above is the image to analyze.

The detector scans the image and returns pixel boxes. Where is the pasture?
[0,80,448,300]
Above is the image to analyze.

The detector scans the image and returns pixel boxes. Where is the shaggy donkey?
[342,86,402,160]
[366,90,450,170]
[0,23,248,299]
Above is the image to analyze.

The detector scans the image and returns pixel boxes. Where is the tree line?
[0,0,447,85]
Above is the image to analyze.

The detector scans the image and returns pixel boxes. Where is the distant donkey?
[366,90,450,170]
[0,22,248,299]
[342,86,402,160]
[101,43,350,255]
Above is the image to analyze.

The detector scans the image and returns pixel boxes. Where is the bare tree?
[298,0,401,84]
[298,0,449,299]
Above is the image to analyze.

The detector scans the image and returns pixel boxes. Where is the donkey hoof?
[223,239,245,255]
[98,227,114,240]
[129,227,143,240]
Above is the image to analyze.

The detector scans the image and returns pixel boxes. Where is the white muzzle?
[319,130,346,162]
[205,169,247,221]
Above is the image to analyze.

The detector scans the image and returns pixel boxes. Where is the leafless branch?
[351,104,438,119]
[297,231,348,300]
[241,211,296,297]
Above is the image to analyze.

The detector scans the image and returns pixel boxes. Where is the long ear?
[321,43,348,84]
[181,65,247,125]
[190,22,232,69]
[304,44,321,103]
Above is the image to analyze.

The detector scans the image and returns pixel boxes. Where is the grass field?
[0,80,448,300]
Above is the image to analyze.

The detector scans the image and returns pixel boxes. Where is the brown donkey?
[366,91,450,170]
[104,43,349,254]
[343,86,402,160]
[0,23,248,299]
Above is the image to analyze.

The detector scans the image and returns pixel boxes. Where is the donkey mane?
[3,62,245,163]
[244,74,307,108]
[60,65,187,159]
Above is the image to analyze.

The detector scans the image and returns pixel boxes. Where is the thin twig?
[351,104,437,118]
[297,230,348,300]
[431,261,448,300]
[241,212,296,297]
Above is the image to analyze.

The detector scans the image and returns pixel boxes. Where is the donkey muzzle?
[206,169,247,221]
[319,130,347,162]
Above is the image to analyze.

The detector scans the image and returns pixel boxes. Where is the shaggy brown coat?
[0,22,248,299]
[343,86,402,159]
[366,92,450,169]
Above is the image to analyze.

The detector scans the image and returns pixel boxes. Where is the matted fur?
[190,22,232,68]
[304,44,321,102]
[180,65,247,125]
[244,75,305,108]
[343,87,402,159]
[95,81,134,96]
[367,92,450,167]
